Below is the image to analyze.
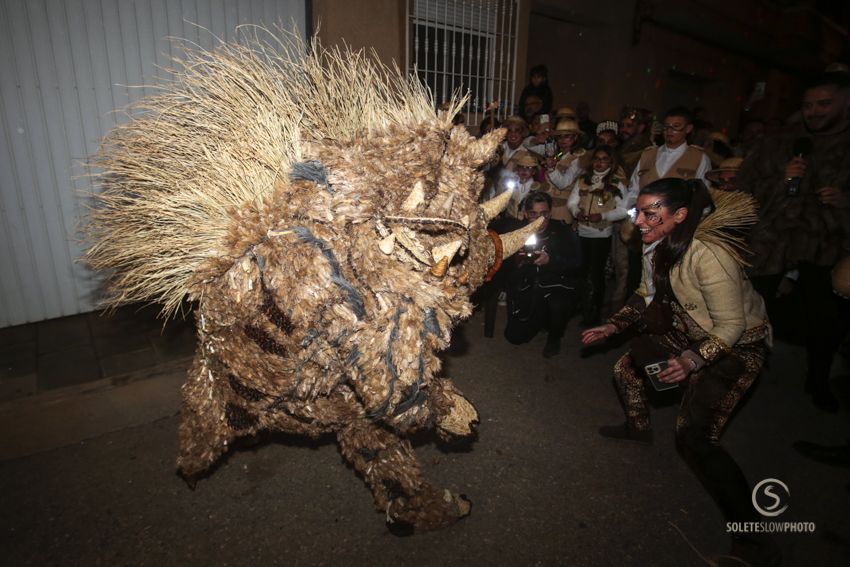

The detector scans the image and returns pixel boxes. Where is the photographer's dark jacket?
[498,218,582,291]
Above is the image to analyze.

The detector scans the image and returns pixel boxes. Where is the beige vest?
[546,183,572,223]
[637,145,704,188]
[555,148,586,170]
[574,178,619,231]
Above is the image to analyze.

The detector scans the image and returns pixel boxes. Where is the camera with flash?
[523,233,540,257]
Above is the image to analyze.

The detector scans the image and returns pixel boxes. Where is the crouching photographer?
[503,191,582,357]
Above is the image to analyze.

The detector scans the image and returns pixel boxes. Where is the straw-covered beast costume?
[84,32,539,533]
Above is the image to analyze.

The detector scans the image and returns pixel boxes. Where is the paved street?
[1,310,848,566]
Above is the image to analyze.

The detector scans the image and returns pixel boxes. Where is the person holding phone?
[567,145,628,326]
[581,178,779,567]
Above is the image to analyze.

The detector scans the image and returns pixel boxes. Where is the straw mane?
[696,189,759,267]
[85,29,463,317]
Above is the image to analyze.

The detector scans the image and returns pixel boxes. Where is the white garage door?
[0,0,307,327]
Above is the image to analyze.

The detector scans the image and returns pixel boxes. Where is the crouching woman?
[581,178,779,567]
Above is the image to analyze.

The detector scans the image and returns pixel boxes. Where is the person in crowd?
[518,65,553,118]
[706,157,743,192]
[504,153,548,219]
[555,106,577,121]
[440,100,466,127]
[567,146,628,325]
[619,107,654,178]
[733,118,766,157]
[542,118,587,223]
[738,72,850,412]
[703,131,735,168]
[496,115,530,168]
[582,178,779,567]
[483,113,530,198]
[522,95,544,124]
[479,114,501,137]
[504,191,582,357]
[523,112,555,162]
[617,106,711,310]
[595,121,620,149]
[576,101,597,148]
[478,100,502,137]
[611,107,656,310]
[483,115,528,200]
[626,106,711,207]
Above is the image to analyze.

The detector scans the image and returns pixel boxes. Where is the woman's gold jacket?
[609,191,770,363]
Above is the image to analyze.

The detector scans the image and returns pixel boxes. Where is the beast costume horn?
[84,29,539,533]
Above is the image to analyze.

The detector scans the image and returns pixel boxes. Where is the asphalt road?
[2,310,848,566]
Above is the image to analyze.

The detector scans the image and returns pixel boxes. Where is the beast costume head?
[85,31,538,533]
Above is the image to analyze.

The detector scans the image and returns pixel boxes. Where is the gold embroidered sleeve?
[694,334,731,363]
[607,295,645,332]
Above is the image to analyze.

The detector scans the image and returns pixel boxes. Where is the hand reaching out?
[581,323,616,345]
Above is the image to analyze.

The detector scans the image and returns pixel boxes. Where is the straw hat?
[502,115,528,130]
[708,131,730,145]
[555,106,577,119]
[511,152,539,169]
[706,157,743,182]
[552,118,582,135]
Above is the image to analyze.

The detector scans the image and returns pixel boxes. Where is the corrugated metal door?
[0,0,307,328]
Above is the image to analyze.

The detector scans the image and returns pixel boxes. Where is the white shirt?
[625,144,711,207]
[522,135,547,155]
[546,156,584,190]
[641,240,662,305]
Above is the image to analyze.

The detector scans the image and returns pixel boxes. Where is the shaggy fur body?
[85,31,532,531]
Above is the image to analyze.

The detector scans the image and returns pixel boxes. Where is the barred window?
[406,0,520,127]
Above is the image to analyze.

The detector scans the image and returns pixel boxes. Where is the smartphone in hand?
[644,360,678,391]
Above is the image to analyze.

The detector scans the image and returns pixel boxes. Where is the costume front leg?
[336,419,471,534]
[345,303,478,439]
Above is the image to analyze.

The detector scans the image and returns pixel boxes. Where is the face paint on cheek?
[642,201,664,225]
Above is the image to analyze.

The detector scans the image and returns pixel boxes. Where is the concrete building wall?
[527,2,755,135]
[527,0,847,137]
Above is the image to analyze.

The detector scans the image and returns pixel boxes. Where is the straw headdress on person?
[511,152,540,169]
[706,157,744,183]
[552,118,582,136]
[502,115,528,130]
[555,106,577,119]
[708,131,730,146]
